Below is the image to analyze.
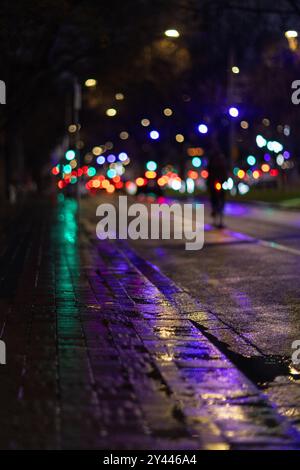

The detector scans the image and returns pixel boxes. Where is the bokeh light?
[146,161,157,171]
[107,154,116,163]
[149,130,159,140]
[175,134,184,142]
[120,131,129,140]
[247,155,256,166]
[192,157,201,168]
[198,124,208,134]
[85,78,97,87]
[97,156,105,165]
[229,107,239,117]
[118,152,128,161]
[92,146,103,156]
[141,118,150,127]
[163,108,173,116]
[65,150,76,161]
[165,29,180,38]
[240,121,249,129]
[106,108,117,117]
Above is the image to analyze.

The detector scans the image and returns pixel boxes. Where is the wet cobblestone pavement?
[1,199,300,449]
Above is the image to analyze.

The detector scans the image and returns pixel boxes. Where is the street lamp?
[106,108,117,117]
[85,78,97,87]
[285,30,298,38]
[198,124,208,134]
[164,29,180,38]
[149,130,160,140]
[285,31,298,51]
[229,106,239,118]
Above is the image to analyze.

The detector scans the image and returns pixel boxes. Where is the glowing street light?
[85,78,97,87]
[149,130,160,140]
[285,30,298,38]
[68,124,77,133]
[198,124,208,134]
[285,30,298,50]
[164,29,180,38]
[106,108,117,117]
[175,133,184,142]
[163,108,173,116]
[229,107,239,118]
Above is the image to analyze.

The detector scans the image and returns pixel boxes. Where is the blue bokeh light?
[229,107,239,117]
[198,124,208,134]
[149,130,160,140]
[118,152,128,161]
[97,156,105,165]
[107,154,116,163]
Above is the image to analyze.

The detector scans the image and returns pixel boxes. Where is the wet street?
[1,197,300,449]
[124,199,300,430]
[3,0,300,459]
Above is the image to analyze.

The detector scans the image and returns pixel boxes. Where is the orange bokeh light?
[106,185,115,193]
[188,170,198,180]
[187,147,204,157]
[136,177,146,186]
[145,171,157,179]
[157,176,168,186]
[261,164,270,173]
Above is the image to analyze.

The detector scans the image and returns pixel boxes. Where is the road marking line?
[258,239,300,256]
[224,228,300,256]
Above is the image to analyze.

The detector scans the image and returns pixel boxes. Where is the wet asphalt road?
[130,200,300,356]
[107,197,300,429]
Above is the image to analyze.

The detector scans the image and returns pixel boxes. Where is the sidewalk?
[0,198,300,449]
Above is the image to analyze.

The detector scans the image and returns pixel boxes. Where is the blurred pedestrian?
[207,139,228,228]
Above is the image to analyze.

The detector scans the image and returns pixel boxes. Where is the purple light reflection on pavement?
[224,202,251,217]
[154,247,168,258]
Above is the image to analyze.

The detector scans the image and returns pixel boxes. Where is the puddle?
[191,320,300,387]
